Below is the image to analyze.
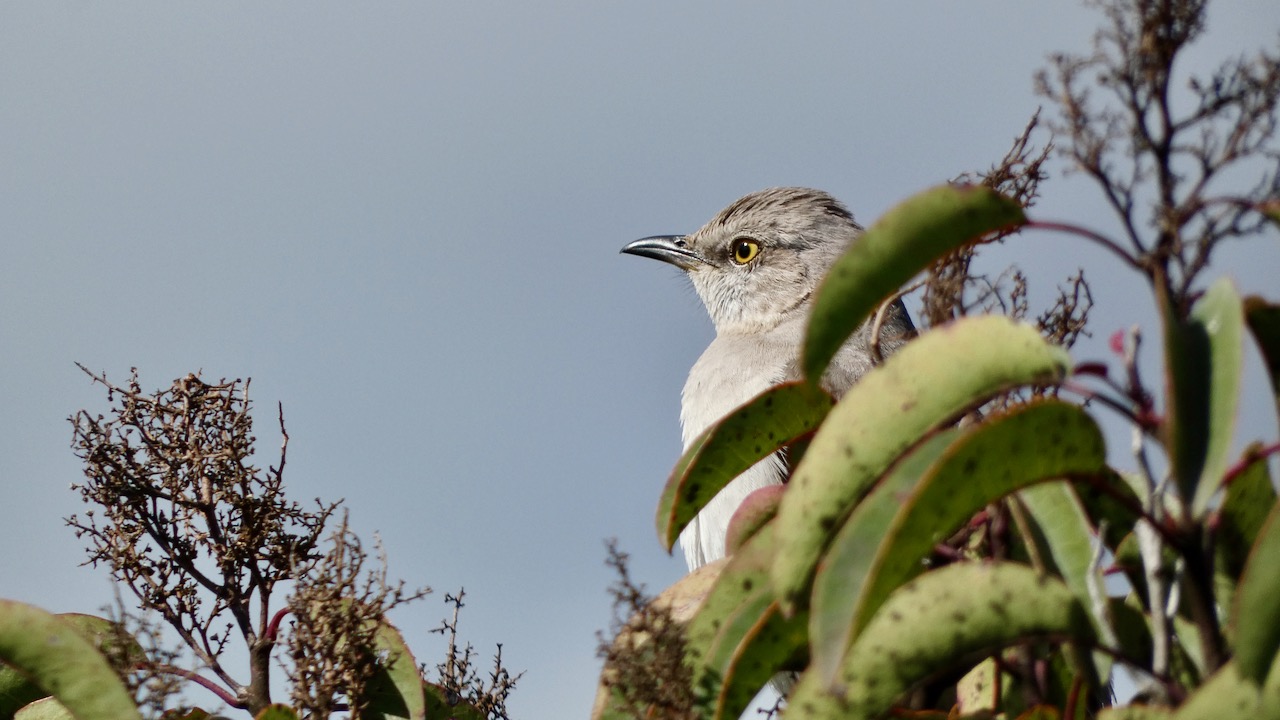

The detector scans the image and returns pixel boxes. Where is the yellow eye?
[731,238,760,265]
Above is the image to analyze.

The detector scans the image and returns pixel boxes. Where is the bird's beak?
[620,235,709,271]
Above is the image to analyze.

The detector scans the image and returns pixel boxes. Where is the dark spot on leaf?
[742,579,754,591]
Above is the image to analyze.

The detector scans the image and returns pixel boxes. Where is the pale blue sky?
[2,3,1277,718]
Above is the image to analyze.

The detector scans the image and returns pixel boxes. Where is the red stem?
[1064,675,1082,720]
[144,663,245,709]
[1026,219,1145,271]
[265,607,291,643]
[1221,441,1280,489]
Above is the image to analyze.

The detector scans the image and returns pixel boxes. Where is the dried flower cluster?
[1037,0,1280,300]
[287,515,429,717]
[66,367,514,719]
[429,589,522,720]
[921,112,1054,330]
[595,541,695,720]
[68,366,332,714]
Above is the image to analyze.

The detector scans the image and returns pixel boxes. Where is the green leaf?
[1073,468,1141,550]
[362,621,425,720]
[723,485,784,555]
[1162,279,1245,517]
[685,524,808,720]
[255,706,302,720]
[1,614,144,719]
[55,614,146,672]
[424,683,487,720]
[656,382,834,551]
[806,429,960,682]
[709,602,806,720]
[1099,706,1172,720]
[697,585,774,703]
[773,315,1071,610]
[0,663,48,719]
[13,697,74,720]
[1017,707,1065,720]
[1259,199,1280,228]
[808,401,1105,684]
[0,599,141,720]
[1170,661,1277,720]
[1109,600,1154,671]
[787,562,1095,720]
[1019,483,1107,631]
[686,526,774,676]
[803,184,1027,380]
[1217,445,1277,582]
[1191,279,1245,515]
[159,709,215,720]
[1233,500,1280,685]
[1245,296,1280,421]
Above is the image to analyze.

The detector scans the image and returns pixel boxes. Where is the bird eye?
[731,238,760,265]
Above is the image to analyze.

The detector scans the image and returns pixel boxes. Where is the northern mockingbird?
[623,187,914,571]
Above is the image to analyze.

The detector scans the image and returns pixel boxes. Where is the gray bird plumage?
[623,187,914,571]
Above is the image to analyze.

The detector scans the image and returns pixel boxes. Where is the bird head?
[622,187,862,335]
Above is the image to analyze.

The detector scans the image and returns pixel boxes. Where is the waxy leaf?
[1169,661,1280,720]
[684,523,809,720]
[13,697,75,719]
[710,602,806,720]
[656,382,833,551]
[424,684,487,720]
[1233,500,1280,685]
[772,316,1072,610]
[807,401,1105,683]
[806,429,960,682]
[1019,482,1122,685]
[723,485,784,555]
[1099,707,1172,719]
[788,562,1095,720]
[363,620,425,720]
[0,600,141,720]
[1190,279,1245,515]
[1162,279,1245,517]
[1020,483,1109,630]
[685,526,775,678]
[1,614,144,719]
[255,707,302,720]
[0,669,47,719]
[1218,445,1277,582]
[803,184,1026,380]
[1260,199,1280,228]
[1245,296,1280,421]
